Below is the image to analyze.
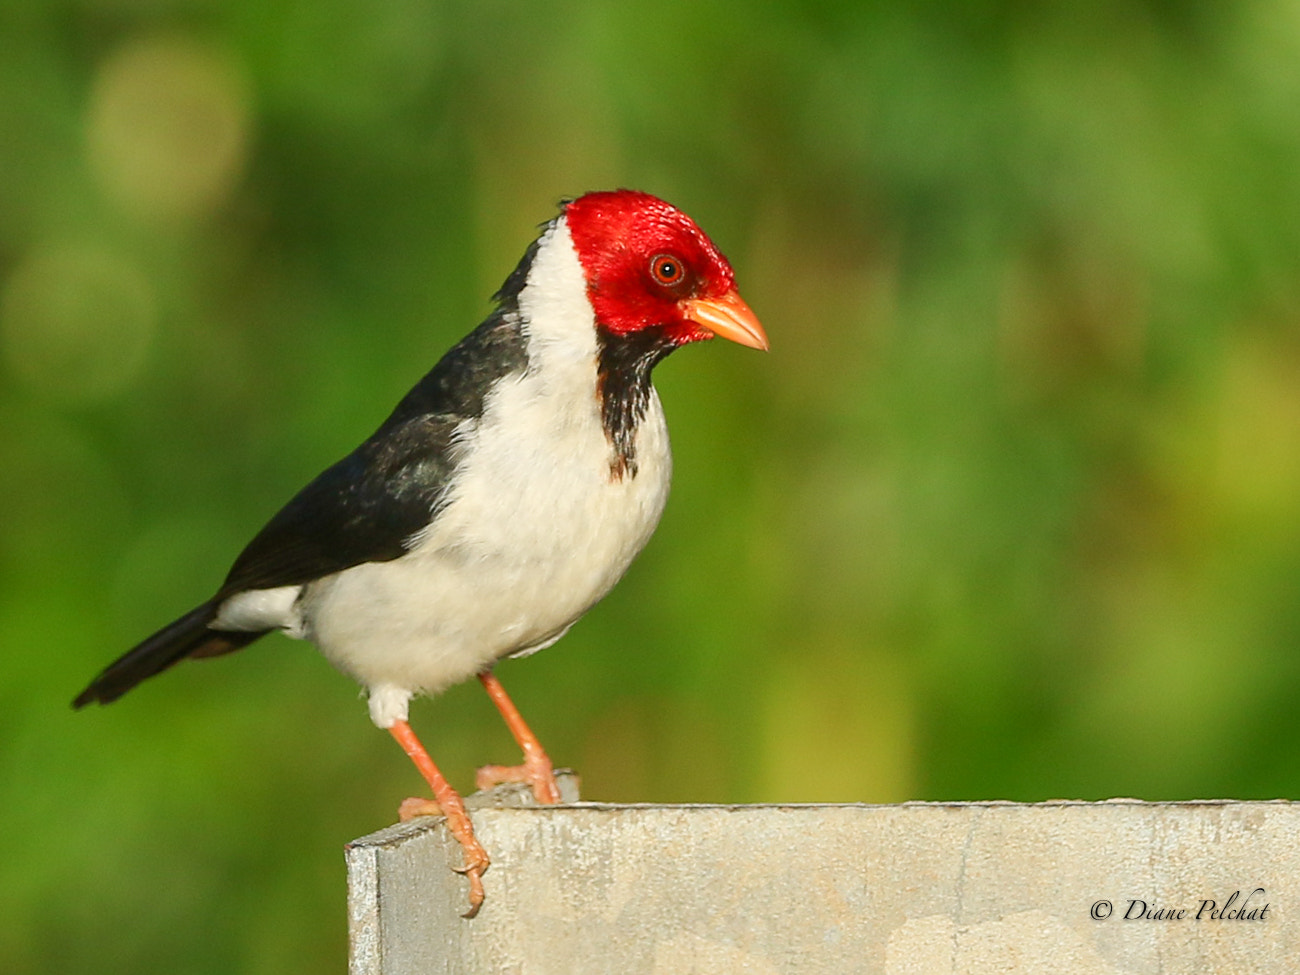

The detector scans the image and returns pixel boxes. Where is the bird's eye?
[650,254,684,286]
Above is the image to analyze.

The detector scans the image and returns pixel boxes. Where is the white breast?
[293,218,673,725]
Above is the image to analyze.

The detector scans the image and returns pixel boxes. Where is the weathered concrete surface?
[347,792,1296,975]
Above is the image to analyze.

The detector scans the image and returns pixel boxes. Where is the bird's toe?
[476,758,562,804]
[397,796,444,821]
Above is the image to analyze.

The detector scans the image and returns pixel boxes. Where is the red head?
[564,190,768,351]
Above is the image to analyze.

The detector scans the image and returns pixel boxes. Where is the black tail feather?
[72,601,268,708]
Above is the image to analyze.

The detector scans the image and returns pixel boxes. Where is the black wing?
[218,304,530,597]
[217,412,461,594]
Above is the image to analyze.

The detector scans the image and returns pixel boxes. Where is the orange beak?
[682,290,769,351]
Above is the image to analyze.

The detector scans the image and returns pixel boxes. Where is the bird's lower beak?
[682,291,769,351]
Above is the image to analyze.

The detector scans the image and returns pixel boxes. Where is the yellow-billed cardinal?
[73,189,767,915]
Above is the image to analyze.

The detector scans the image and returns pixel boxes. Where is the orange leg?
[389,720,489,918]
[474,670,562,805]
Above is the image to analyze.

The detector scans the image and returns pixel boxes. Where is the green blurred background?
[4,0,1300,970]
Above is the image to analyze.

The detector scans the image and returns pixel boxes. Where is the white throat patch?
[516,216,599,373]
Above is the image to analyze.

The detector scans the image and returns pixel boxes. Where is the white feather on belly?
[301,376,671,701]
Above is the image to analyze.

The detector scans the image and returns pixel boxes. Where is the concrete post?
[347,784,1296,974]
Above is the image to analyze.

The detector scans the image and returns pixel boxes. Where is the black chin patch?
[595,325,681,480]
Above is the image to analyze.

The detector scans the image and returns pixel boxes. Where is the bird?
[73,189,768,916]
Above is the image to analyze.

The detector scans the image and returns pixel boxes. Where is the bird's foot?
[395,793,490,917]
[476,752,562,805]
[397,796,443,821]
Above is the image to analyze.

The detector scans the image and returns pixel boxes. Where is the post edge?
[345,842,381,975]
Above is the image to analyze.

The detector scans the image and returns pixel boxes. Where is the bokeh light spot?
[1,243,156,404]
[86,35,251,224]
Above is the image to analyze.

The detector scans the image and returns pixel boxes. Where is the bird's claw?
[453,849,490,918]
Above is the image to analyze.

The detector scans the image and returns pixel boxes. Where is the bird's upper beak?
[682,291,769,351]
